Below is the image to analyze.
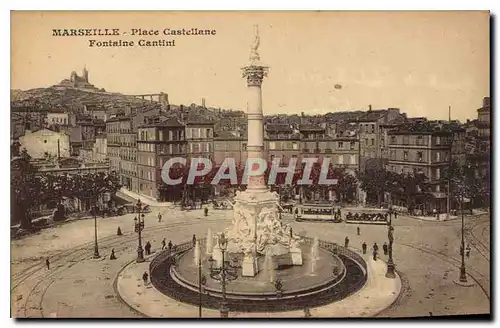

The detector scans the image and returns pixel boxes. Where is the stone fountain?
[224,25,303,277]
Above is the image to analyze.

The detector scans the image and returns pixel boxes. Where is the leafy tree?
[11,150,43,229]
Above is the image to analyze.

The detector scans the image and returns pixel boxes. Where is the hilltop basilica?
[52,66,105,92]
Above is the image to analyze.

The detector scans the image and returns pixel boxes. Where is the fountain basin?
[150,238,368,312]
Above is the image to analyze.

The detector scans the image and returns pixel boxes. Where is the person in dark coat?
[394,210,398,219]
[344,236,349,248]
[204,207,209,217]
[168,240,173,253]
[161,238,166,250]
[357,226,360,236]
[142,271,149,285]
[362,242,367,255]
[383,242,388,255]
[373,248,378,261]
[373,242,379,253]
[45,258,50,270]
[145,241,152,255]
[110,248,117,260]
[192,234,197,246]
[158,213,162,222]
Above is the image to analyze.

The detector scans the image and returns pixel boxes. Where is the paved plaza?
[10,205,490,318]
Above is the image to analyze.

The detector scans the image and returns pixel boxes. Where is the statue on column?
[249,25,261,62]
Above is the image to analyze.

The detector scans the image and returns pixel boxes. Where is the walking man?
[45,258,50,270]
[362,242,367,255]
[145,241,152,255]
[383,242,388,255]
[161,238,166,250]
[142,271,149,286]
[204,207,209,217]
[373,248,378,261]
[158,212,162,222]
[168,240,173,253]
[394,210,398,219]
[357,226,360,236]
[192,234,197,247]
[344,236,349,248]
[373,242,379,253]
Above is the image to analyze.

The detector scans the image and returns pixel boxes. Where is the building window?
[390,136,396,144]
[350,141,355,150]
[206,128,211,138]
[350,155,356,165]
[371,124,375,133]
[436,152,441,162]
[338,155,344,165]
[403,135,409,145]
[338,141,343,149]
[292,142,298,150]
[436,136,441,145]
[390,150,396,160]
[315,142,320,150]
[417,151,423,162]
[269,142,276,150]
[371,138,375,146]
[403,151,408,161]
[242,143,247,151]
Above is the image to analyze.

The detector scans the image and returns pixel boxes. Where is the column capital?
[242,65,269,87]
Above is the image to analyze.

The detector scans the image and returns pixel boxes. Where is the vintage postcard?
[10,11,490,319]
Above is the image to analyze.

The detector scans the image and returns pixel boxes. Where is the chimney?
[368,104,372,111]
[202,98,206,108]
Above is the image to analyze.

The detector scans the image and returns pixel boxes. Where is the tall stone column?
[226,26,302,277]
[242,25,269,192]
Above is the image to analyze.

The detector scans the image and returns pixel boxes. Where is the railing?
[149,236,368,313]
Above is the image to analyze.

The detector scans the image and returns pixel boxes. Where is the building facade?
[19,128,71,159]
[137,117,187,201]
[387,122,457,214]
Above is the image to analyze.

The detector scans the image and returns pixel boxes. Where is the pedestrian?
[337,208,341,218]
[45,258,50,270]
[357,226,360,236]
[466,244,471,258]
[161,238,166,250]
[204,207,208,217]
[145,241,152,255]
[117,226,122,236]
[383,242,388,255]
[344,236,349,248]
[158,212,162,222]
[394,210,398,219]
[142,271,149,286]
[373,242,379,253]
[373,248,378,261]
[168,240,173,253]
[362,242,367,255]
[192,234,197,247]
[110,248,117,260]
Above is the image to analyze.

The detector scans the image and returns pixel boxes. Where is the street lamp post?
[219,232,229,318]
[134,199,145,263]
[92,205,100,259]
[458,187,468,283]
[385,208,396,278]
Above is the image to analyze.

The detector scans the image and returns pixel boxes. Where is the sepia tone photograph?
[10,11,490,319]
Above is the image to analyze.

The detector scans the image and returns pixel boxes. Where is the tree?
[359,166,391,206]
[11,150,43,229]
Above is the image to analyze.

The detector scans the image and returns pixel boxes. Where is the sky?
[11,11,490,121]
